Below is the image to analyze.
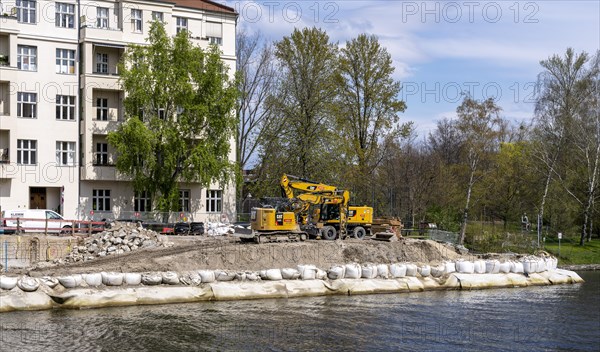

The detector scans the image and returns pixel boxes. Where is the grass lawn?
[544,238,600,265]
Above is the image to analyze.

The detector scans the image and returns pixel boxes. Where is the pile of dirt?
[28,237,471,276]
[59,222,173,264]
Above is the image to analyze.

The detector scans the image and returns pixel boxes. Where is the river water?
[1,271,598,352]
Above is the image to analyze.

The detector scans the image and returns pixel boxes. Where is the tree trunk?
[459,170,475,245]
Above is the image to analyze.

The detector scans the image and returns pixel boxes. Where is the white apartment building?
[0,0,238,223]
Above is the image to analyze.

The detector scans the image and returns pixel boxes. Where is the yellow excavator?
[239,174,373,243]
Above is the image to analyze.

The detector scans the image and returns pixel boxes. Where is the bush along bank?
[0,256,583,312]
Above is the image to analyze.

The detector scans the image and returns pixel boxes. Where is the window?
[158,108,165,120]
[17,0,36,24]
[95,53,108,74]
[17,139,36,165]
[134,191,152,212]
[56,95,75,120]
[92,189,111,212]
[95,143,108,165]
[179,190,190,212]
[206,190,222,213]
[151,11,163,22]
[131,9,142,32]
[17,45,37,71]
[206,22,222,45]
[17,92,36,118]
[56,49,76,74]
[176,17,188,34]
[55,3,74,28]
[56,141,75,166]
[96,7,109,28]
[96,98,108,120]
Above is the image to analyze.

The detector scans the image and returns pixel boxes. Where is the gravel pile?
[60,222,174,263]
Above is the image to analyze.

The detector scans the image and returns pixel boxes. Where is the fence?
[0,237,77,271]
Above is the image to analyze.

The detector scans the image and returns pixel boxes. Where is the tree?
[236,30,278,171]
[455,96,505,244]
[334,34,407,205]
[261,27,339,180]
[108,21,237,213]
[534,48,600,245]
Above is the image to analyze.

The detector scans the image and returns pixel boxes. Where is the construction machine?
[238,174,373,243]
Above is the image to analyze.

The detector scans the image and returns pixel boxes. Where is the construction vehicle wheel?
[321,226,337,240]
[300,234,307,241]
[353,226,366,240]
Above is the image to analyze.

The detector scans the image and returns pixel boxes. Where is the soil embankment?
[25,236,468,276]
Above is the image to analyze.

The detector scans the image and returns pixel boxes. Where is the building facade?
[0,0,237,223]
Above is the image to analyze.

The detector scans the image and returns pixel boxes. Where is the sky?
[223,0,600,137]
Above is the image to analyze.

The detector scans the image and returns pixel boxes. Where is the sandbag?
[141,273,163,285]
[261,269,283,281]
[40,276,59,288]
[474,260,486,274]
[456,261,474,274]
[316,268,327,280]
[418,265,431,277]
[102,272,123,286]
[17,276,39,292]
[245,272,260,281]
[124,273,142,286]
[405,264,418,277]
[216,271,236,281]
[376,264,389,279]
[522,259,536,274]
[0,276,18,290]
[510,261,524,274]
[361,264,378,279]
[344,264,361,279]
[84,273,103,287]
[234,272,247,281]
[536,259,546,272]
[199,270,216,283]
[430,264,446,278]
[162,272,179,285]
[389,264,407,278]
[546,257,557,270]
[327,266,345,280]
[445,262,456,274]
[486,260,500,274]
[58,274,83,288]
[281,268,301,280]
[297,265,317,280]
[499,262,511,273]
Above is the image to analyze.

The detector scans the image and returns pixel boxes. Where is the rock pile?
[61,222,174,263]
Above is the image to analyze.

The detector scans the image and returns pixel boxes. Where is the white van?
[1,209,73,233]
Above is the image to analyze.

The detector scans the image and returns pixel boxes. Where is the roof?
[170,0,237,14]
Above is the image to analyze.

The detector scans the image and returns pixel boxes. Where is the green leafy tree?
[259,27,339,182]
[534,48,600,245]
[455,96,505,244]
[334,34,407,205]
[108,21,237,213]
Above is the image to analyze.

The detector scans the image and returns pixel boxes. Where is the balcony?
[91,120,121,135]
[0,14,19,33]
[80,25,124,44]
[81,73,121,90]
[80,164,131,181]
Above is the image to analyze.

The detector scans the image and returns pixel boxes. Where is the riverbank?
[0,224,588,313]
[560,264,600,271]
[0,258,584,312]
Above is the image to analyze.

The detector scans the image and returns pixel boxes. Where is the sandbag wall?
[0,256,583,312]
